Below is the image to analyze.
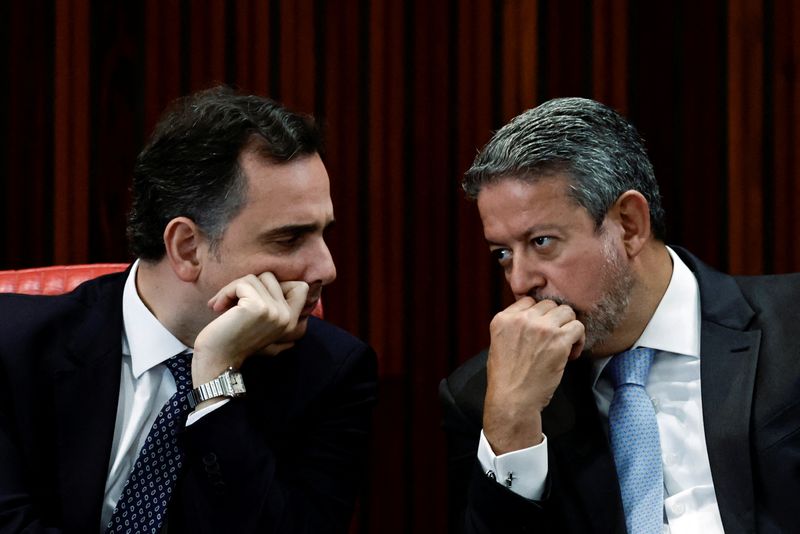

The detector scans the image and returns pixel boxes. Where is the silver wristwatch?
[186,366,246,409]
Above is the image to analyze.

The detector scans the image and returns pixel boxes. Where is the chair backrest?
[0,264,128,295]
[0,263,323,317]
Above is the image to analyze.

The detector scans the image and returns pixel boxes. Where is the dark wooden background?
[2,1,799,533]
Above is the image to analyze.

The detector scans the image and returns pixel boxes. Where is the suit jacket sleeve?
[171,327,377,534]
[440,372,551,534]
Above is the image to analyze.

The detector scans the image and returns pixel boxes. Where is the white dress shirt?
[477,247,725,533]
[99,261,224,530]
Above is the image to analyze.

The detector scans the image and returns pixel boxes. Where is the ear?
[163,217,205,282]
[609,190,651,258]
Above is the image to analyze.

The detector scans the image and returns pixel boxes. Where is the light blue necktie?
[106,352,193,534]
[607,347,663,534]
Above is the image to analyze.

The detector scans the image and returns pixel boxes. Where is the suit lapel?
[677,248,759,533]
[700,321,759,533]
[546,358,626,533]
[50,274,125,532]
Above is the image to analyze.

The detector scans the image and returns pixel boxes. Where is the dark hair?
[463,97,666,240]
[127,86,322,260]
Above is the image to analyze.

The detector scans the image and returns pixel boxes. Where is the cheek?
[237,253,302,282]
[548,259,608,306]
[261,261,306,283]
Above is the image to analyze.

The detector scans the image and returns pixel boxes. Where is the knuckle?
[252,301,271,320]
[489,312,508,331]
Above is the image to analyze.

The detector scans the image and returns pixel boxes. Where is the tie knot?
[607,347,655,389]
[164,351,193,392]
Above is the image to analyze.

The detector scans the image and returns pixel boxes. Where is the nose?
[307,237,337,287]
[507,254,546,300]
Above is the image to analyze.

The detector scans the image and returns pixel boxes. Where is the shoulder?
[242,318,377,411]
[0,272,126,392]
[733,272,800,331]
[440,350,488,425]
[303,317,371,354]
[673,246,800,326]
[445,350,488,395]
[734,272,800,304]
[0,271,126,348]
[293,317,378,380]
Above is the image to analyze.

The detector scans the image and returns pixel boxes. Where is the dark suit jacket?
[0,270,377,534]
[440,247,800,534]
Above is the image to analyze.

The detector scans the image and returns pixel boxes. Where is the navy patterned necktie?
[106,351,193,534]
[607,347,663,534]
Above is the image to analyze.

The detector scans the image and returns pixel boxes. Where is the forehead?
[476,175,590,239]
[237,151,333,226]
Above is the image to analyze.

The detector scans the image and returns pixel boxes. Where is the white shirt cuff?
[185,398,230,426]
[477,429,548,500]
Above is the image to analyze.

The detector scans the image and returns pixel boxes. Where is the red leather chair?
[0,264,128,295]
[0,264,323,317]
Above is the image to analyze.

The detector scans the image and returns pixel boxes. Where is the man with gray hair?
[440,98,800,533]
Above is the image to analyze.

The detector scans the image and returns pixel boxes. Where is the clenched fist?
[483,297,585,454]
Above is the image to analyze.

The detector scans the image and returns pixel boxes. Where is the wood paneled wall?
[2,1,799,532]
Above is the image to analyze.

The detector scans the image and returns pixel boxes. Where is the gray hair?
[463,97,666,240]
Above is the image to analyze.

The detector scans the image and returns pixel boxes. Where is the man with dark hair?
[0,87,377,533]
[441,97,800,533]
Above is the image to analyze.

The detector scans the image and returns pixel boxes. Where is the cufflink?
[504,472,515,488]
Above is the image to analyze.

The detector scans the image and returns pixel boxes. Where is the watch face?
[227,370,246,395]
[230,373,244,388]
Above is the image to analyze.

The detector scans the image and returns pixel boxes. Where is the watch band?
[186,366,246,409]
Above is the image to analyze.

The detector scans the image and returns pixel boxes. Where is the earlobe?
[614,190,651,257]
[163,217,203,282]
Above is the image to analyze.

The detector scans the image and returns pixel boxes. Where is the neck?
[591,242,673,357]
[136,259,205,347]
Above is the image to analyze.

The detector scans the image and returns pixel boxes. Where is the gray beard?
[535,238,634,351]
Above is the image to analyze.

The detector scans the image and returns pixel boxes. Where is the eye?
[274,235,303,250]
[490,248,512,265]
[532,236,554,248]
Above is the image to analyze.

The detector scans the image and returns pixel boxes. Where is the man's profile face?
[198,151,337,341]
[476,175,634,350]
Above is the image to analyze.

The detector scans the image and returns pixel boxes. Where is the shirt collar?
[631,246,701,357]
[591,246,702,385]
[122,260,190,378]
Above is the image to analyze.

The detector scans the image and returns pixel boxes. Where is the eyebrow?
[258,219,336,242]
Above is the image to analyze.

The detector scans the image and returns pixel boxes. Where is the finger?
[208,275,265,312]
[504,296,538,312]
[257,272,286,303]
[561,319,586,360]
[538,303,577,325]
[280,281,309,333]
[530,299,561,314]
[281,281,309,317]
